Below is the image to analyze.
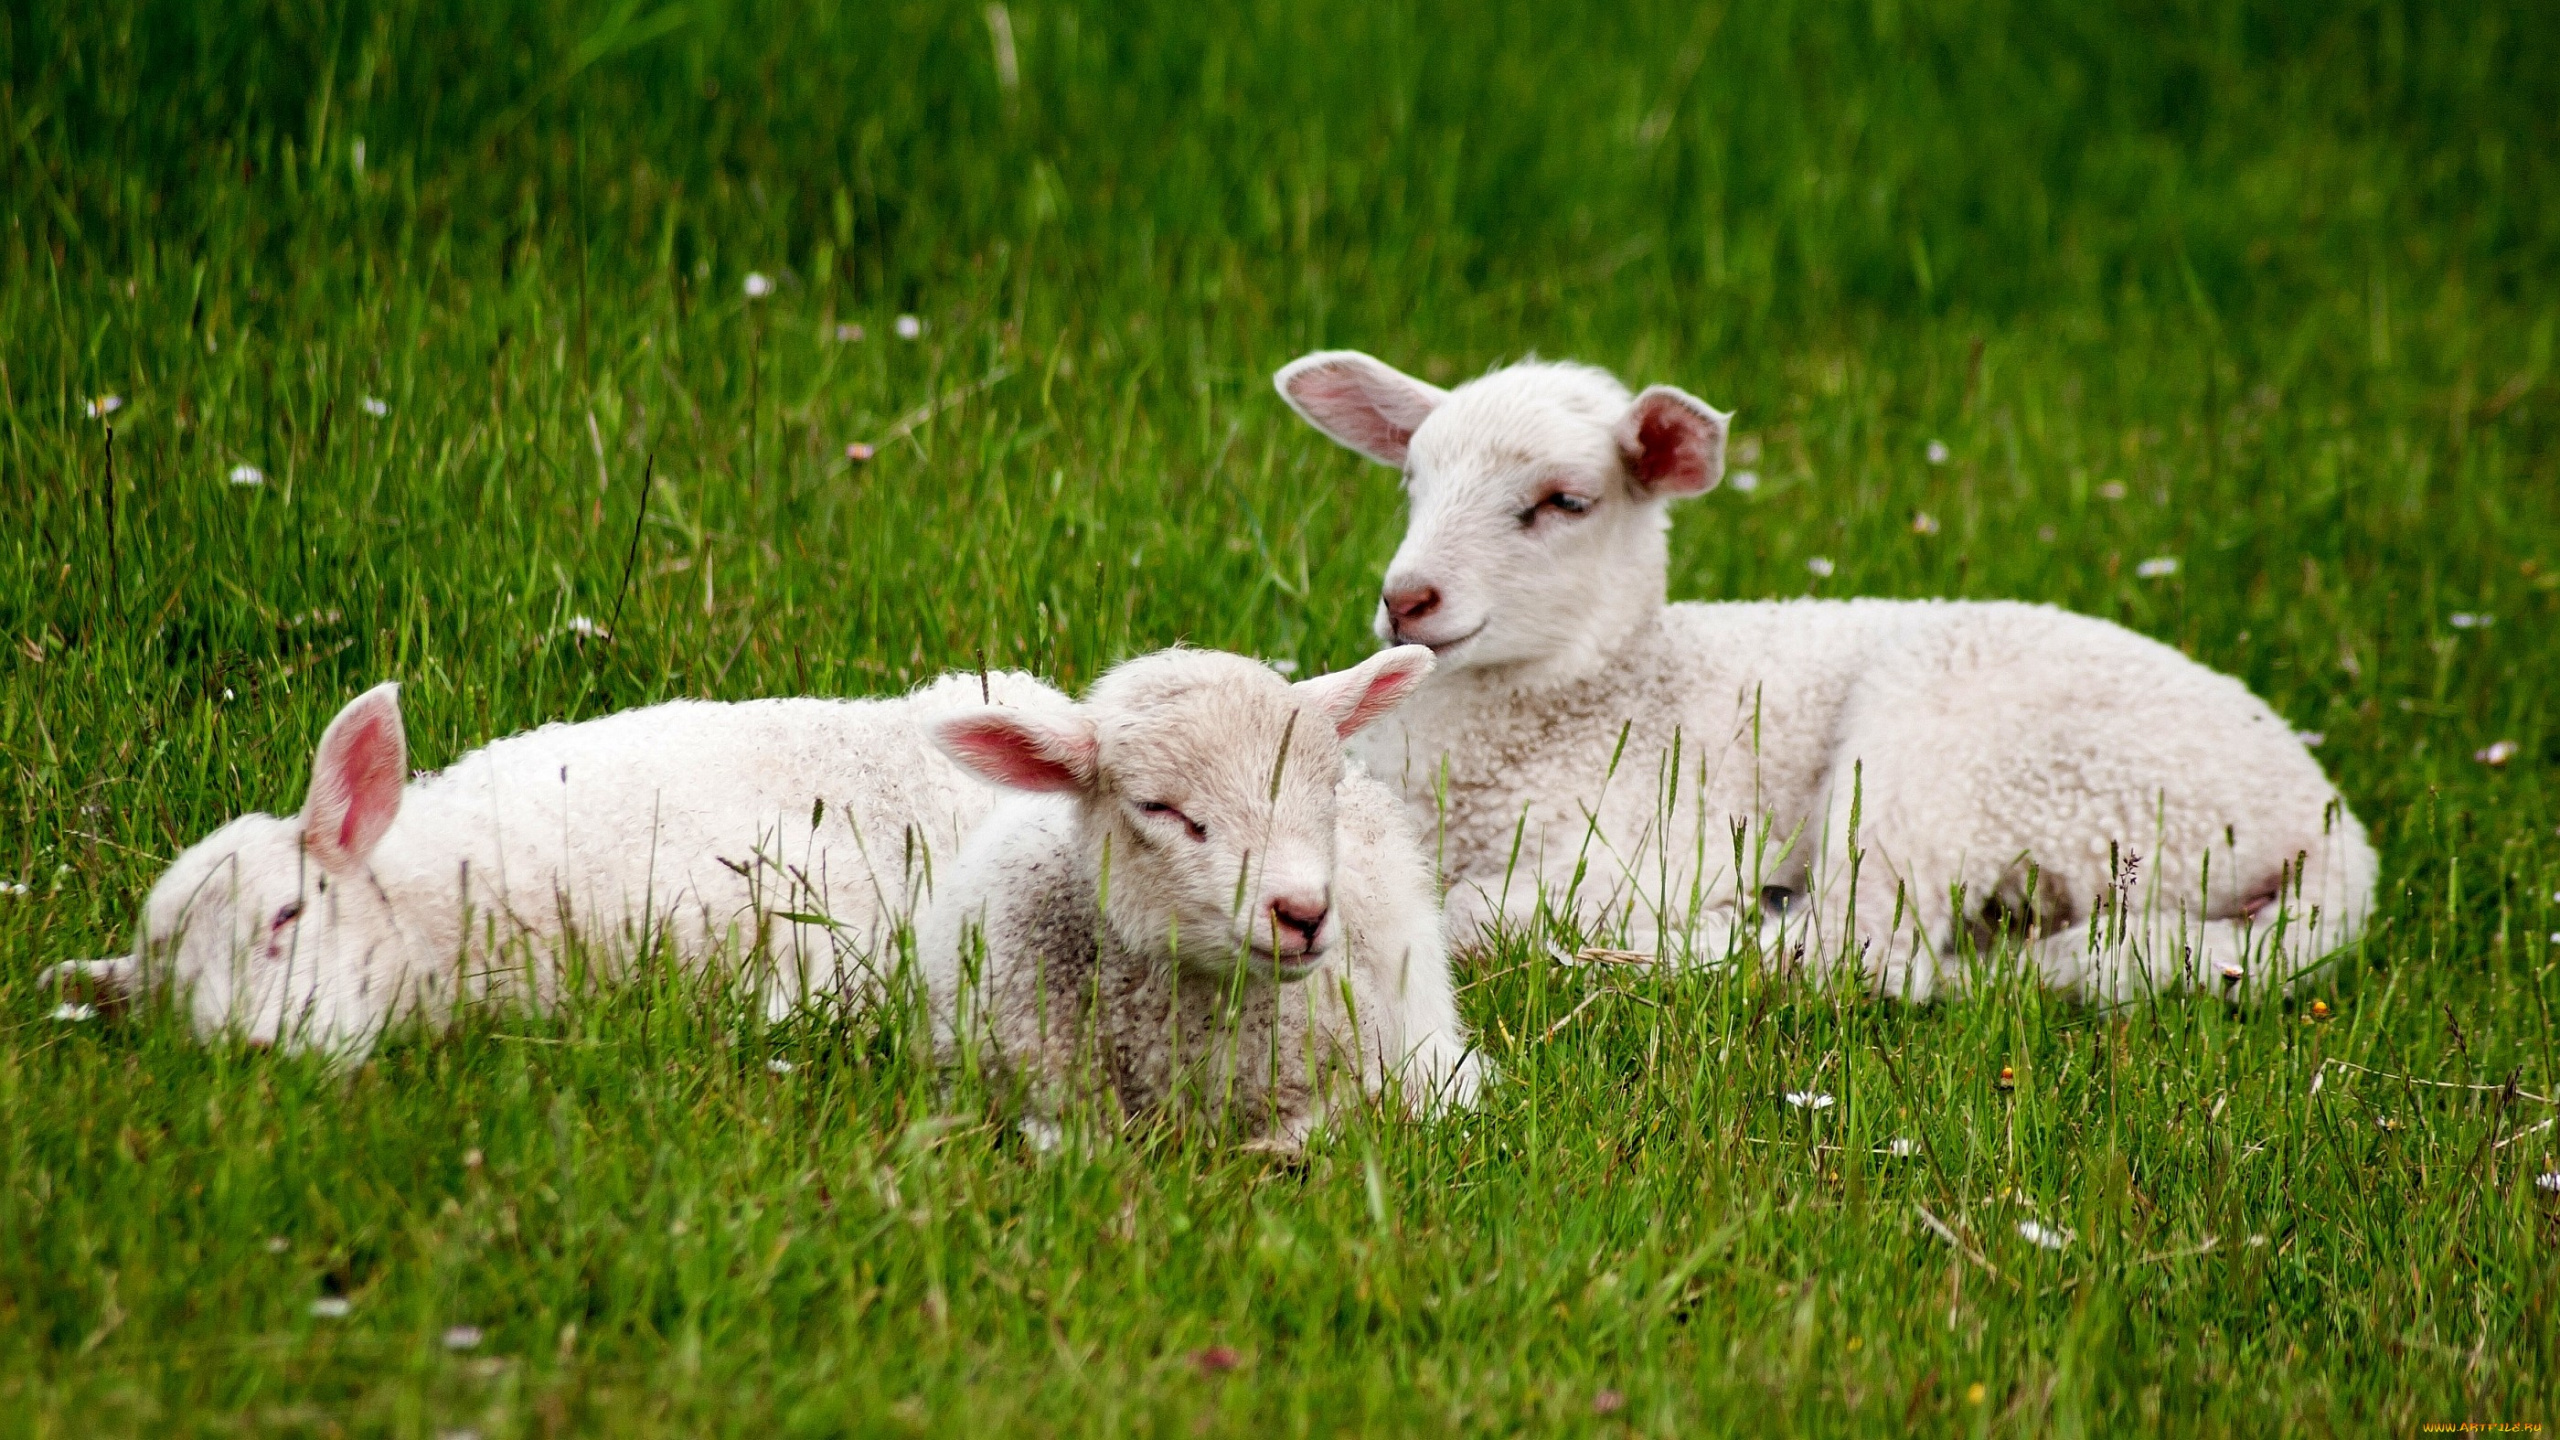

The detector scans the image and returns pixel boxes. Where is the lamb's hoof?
[38,957,138,1019]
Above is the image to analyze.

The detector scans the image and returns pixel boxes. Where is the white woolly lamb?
[918,645,1481,1153]
[42,671,1072,1057]
[1275,350,2377,1000]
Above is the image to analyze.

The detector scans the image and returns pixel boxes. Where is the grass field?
[6,0,2560,1432]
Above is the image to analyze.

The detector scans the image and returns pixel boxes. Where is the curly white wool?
[1275,351,2377,1000]
[917,646,1481,1152]
[42,671,1072,1058]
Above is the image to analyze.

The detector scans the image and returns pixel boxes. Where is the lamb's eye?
[272,900,305,928]
[1518,491,1594,526]
[1137,801,1209,842]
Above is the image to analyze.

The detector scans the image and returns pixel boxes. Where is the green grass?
[6,0,2560,1431]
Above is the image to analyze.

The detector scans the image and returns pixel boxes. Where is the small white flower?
[1884,1136,1919,1156]
[2449,612,2494,630]
[2097,481,2128,500]
[2016,1221,2069,1251]
[1727,469,1761,493]
[1805,557,1835,578]
[1,881,28,897]
[766,1058,795,1075]
[564,615,610,640]
[894,314,924,340]
[2476,740,2518,766]
[1911,511,1940,535]
[2535,1171,2560,1194]
[85,395,125,419]
[222,687,236,700]
[50,1003,96,1023]
[2546,932,2558,945]
[441,1325,484,1351]
[360,396,389,418]
[844,442,876,463]
[1783,1091,1836,1111]
[1268,659,1299,675]
[2135,557,2179,579]
[265,1236,291,1254]
[2294,730,2325,748]
[2245,1234,2269,1249]
[310,1297,352,1318]
[2309,1068,2325,1095]
[743,272,775,299]
[228,464,267,486]
[1926,440,1950,465]
[834,322,866,343]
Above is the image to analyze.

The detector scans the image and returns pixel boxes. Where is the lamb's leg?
[38,956,141,1014]
[1394,1026,1488,1115]
[2022,912,2253,999]
[2030,837,2373,1000]
[1792,763,1969,1002]
[1446,867,1758,969]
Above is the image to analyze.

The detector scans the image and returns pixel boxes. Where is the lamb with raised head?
[918,645,1480,1153]
[42,671,1073,1057]
[1275,350,2376,999]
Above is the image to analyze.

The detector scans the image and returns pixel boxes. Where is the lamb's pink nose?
[1266,895,1330,954]
[1383,584,1441,624]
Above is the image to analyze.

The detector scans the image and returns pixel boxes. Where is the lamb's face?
[1275,353,1729,675]
[933,646,1435,984]
[1087,657,1348,980]
[44,681,414,1056]
[1384,366,1668,669]
[135,813,401,1048]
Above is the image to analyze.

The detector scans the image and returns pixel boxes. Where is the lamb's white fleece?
[918,647,1481,1152]
[1277,351,2376,998]
[44,671,1071,1056]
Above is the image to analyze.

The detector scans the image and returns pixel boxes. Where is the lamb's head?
[933,646,1433,981]
[45,683,410,1052]
[1276,351,1731,676]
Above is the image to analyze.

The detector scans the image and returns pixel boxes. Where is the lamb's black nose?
[1268,895,1329,950]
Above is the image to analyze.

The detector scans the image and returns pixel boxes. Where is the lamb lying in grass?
[918,645,1481,1152]
[42,672,1071,1057]
[1276,350,2376,999]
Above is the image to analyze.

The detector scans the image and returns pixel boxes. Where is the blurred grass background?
[3,0,2558,1433]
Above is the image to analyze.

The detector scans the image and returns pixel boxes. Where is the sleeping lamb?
[918,645,1480,1152]
[42,671,1071,1057]
[1275,350,2377,1000]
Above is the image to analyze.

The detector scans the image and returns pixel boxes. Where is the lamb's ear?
[933,710,1100,794]
[302,682,407,871]
[1297,645,1436,740]
[1273,351,1449,467]
[1615,385,1731,498]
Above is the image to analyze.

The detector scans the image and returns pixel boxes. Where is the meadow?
[4,0,2558,1432]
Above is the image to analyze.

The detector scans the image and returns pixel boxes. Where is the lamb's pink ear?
[932,710,1099,794]
[1296,645,1436,740]
[302,682,407,871]
[1615,385,1731,498]
[1273,351,1449,467]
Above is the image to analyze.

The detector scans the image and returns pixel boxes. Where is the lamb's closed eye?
[1136,800,1209,840]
